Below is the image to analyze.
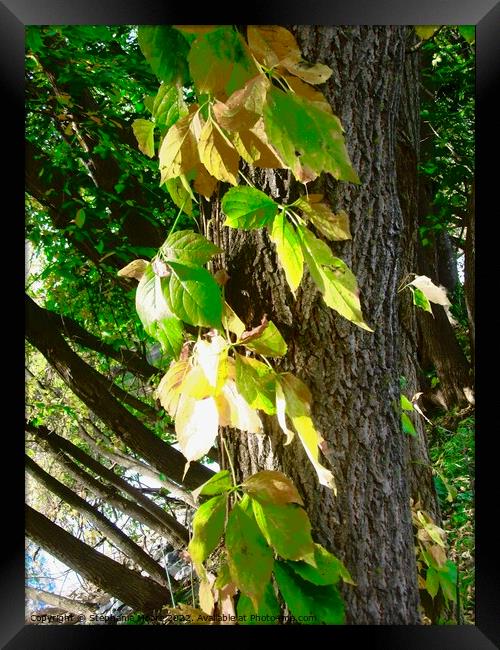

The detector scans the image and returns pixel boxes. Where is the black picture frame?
[7,1,499,647]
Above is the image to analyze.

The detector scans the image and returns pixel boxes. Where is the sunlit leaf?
[226,495,274,609]
[401,412,417,436]
[275,382,295,445]
[192,335,228,394]
[152,83,188,130]
[400,394,414,411]
[409,275,450,307]
[273,560,345,624]
[410,286,433,314]
[286,543,354,586]
[188,493,227,569]
[263,86,359,183]
[175,393,220,463]
[165,260,222,328]
[230,119,285,168]
[198,576,215,615]
[216,380,263,433]
[243,470,304,506]
[132,118,155,157]
[269,210,304,294]
[212,74,269,131]
[243,321,287,357]
[155,359,190,416]
[222,186,279,229]
[252,498,315,562]
[222,302,246,338]
[138,26,190,84]
[235,353,276,415]
[457,25,475,44]
[162,230,221,266]
[237,582,280,624]
[117,258,148,281]
[192,470,233,501]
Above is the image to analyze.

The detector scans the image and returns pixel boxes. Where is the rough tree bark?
[210,26,426,624]
[25,505,172,613]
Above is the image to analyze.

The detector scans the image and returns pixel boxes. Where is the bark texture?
[26,505,172,613]
[211,27,423,624]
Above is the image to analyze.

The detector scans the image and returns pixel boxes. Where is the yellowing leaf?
[409,275,451,307]
[159,107,200,183]
[212,74,269,131]
[270,210,304,294]
[216,380,263,433]
[291,415,337,493]
[415,26,440,41]
[117,259,148,281]
[199,575,216,615]
[235,353,277,415]
[175,393,220,464]
[230,119,286,169]
[243,321,288,357]
[243,470,304,506]
[198,119,239,185]
[193,163,218,199]
[279,372,312,416]
[282,58,332,85]
[193,335,228,395]
[275,382,295,445]
[247,25,301,69]
[283,74,332,113]
[132,118,155,157]
[297,198,352,241]
[222,302,246,338]
[155,359,190,416]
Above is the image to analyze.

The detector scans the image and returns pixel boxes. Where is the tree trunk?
[25,294,213,490]
[25,505,172,613]
[27,420,190,545]
[464,181,475,368]
[211,26,423,624]
[26,455,169,586]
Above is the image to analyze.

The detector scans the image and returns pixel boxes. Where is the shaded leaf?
[222,186,279,229]
[132,118,155,157]
[192,470,233,501]
[438,561,457,603]
[415,26,440,41]
[457,25,475,44]
[273,560,345,624]
[162,230,221,266]
[159,107,200,183]
[152,83,187,130]
[235,353,277,415]
[296,197,351,241]
[188,494,227,569]
[138,26,190,84]
[243,470,304,506]
[410,286,433,314]
[230,119,285,168]
[164,176,194,216]
[193,163,218,199]
[165,260,222,328]
[425,566,440,599]
[270,211,304,294]
[198,119,239,185]
[286,543,354,586]
[74,208,86,228]
[212,74,269,132]
[226,495,274,609]
[263,86,359,183]
[251,499,315,562]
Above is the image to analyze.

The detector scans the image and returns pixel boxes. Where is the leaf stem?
[221,434,237,488]
[166,198,188,239]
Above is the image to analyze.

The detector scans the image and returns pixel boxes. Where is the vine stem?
[221,433,237,488]
[166,198,188,240]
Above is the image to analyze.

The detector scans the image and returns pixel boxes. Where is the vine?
[121,24,376,623]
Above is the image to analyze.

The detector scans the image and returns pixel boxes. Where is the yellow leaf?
[222,302,246,338]
[198,119,239,185]
[212,74,269,131]
[282,58,332,85]
[175,394,220,463]
[155,359,191,417]
[291,415,337,493]
[193,336,228,395]
[198,574,216,615]
[275,382,295,445]
[216,380,262,433]
[159,106,200,183]
[193,163,218,199]
[180,365,214,399]
[297,198,352,241]
[283,74,332,113]
[117,259,148,281]
[247,25,302,69]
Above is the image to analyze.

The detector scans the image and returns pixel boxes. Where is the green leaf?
[243,470,304,506]
[269,211,304,294]
[164,177,194,217]
[400,394,414,412]
[401,412,417,436]
[425,566,440,599]
[286,543,354,586]
[235,353,277,415]
[153,83,187,130]
[274,560,345,624]
[132,119,155,158]
[192,469,233,501]
[298,226,372,331]
[222,186,279,230]
[135,265,184,357]
[188,27,256,97]
[74,208,86,228]
[457,25,475,44]
[165,260,222,328]
[162,230,221,266]
[226,495,274,610]
[251,498,315,562]
[188,494,227,568]
[438,561,457,603]
[138,26,190,84]
[237,582,280,625]
[243,321,287,357]
[263,86,359,183]
[410,286,433,314]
